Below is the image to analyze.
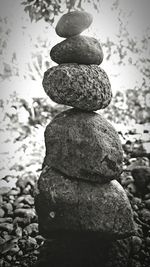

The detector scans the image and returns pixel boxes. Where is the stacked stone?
[35,11,135,267]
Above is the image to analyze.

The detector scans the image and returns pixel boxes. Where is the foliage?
[0,15,52,80]
[102,89,150,125]
[1,0,150,126]
[22,0,100,23]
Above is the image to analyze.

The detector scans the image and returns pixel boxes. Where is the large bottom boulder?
[33,235,132,267]
[35,166,134,240]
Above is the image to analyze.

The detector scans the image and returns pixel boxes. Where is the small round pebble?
[4,203,13,215]
[139,208,150,223]
[0,223,14,232]
[24,223,38,236]
[131,166,150,192]
[144,199,150,209]
[55,11,93,37]
[126,183,137,195]
[0,208,5,218]
[132,236,142,254]
[0,195,3,204]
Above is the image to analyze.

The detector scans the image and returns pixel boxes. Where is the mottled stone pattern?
[43,64,112,111]
[44,109,123,183]
[35,166,134,239]
[55,11,93,37]
[50,35,103,65]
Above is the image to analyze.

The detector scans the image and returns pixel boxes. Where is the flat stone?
[43,64,112,111]
[44,109,123,183]
[0,223,14,233]
[55,11,93,37]
[50,35,103,65]
[35,166,134,240]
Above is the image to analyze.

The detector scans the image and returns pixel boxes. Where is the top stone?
[55,11,93,38]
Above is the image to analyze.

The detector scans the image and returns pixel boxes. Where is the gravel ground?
[0,172,45,267]
[0,130,150,267]
[0,98,150,266]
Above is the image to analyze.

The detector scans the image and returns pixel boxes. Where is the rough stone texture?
[35,166,134,239]
[43,64,112,111]
[50,35,103,65]
[55,11,93,38]
[34,236,131,267]
[44,109,123,183]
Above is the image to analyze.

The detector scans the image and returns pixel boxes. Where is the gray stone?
[50,35,103,65]
[0,223,14,233]
[131,236,142,254]
[14,208,36,220]
[24,223,39,236]
[131,166,150,193]
[55,11,93,38]
[139,208,150,223]
[43,64,112,111]
[35,166,134,239]
[0,208,5,218]
[145,199,150,209]
[44,109,123,183]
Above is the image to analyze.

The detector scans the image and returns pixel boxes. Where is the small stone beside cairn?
[34,10,135,267]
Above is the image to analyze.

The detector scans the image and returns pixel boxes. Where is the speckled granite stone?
[44,109,123,183]
[50,35,103,65]
[42,64,112,111]
[55,11,93,38]
[35,166,134,240]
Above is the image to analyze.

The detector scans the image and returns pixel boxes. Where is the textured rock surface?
[44,109,123,183]
[43,64,112,111]
[55,11,93,37]
[35,166,134,239]
[50,35,103,65]
[34,236,131,267]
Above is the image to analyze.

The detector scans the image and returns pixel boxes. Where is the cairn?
[35,11,135,267]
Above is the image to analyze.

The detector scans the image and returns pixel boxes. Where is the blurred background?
[0,0,150,193]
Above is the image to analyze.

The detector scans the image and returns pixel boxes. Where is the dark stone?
[131,236,142,254]
[35,166,134,239]
[55,11,93,38]
[44,109,123,183]
[131,166,150,193]
[50,35,103,65]
[43,64,112,111]
[139,208,150,223]
[33,235,131,267]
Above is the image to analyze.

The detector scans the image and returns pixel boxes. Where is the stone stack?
[35,11,135,267]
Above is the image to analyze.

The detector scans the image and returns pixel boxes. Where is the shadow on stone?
[33,234,131,267]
